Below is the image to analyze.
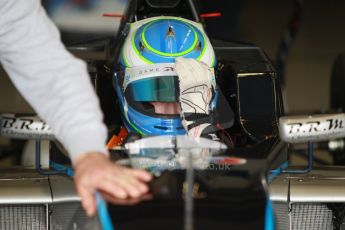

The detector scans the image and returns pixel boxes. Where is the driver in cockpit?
[111,17,232,147]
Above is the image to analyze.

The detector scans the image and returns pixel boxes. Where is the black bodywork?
[68,0,286,229]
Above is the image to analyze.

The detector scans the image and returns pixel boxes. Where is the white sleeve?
[0,0,108,162]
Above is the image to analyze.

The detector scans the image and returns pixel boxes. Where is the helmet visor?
[117,63,180,103]
[127,76,178,102]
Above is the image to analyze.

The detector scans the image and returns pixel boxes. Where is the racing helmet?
[114,16,216,136]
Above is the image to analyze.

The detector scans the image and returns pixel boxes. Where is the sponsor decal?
[0,115,54,139]
[123,63,177,89]
[287,118,344,135]
[133,63,176,77]
[138,67,161,76]
[280,114,345,143]
[163,66,174,72]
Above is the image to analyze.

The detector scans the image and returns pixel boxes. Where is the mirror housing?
[279,113,345,143]
[0,114,54,140]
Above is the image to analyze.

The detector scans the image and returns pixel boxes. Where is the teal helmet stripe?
[128,46,202,64]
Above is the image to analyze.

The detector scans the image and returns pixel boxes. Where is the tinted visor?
[126,76,178,102]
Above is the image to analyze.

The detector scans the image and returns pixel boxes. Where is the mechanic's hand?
[74,152,152,216]
[100,191,153,206]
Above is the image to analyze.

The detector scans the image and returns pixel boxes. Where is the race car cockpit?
[2,1,345,230]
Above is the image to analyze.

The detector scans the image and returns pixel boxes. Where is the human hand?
[74,152,152,216]
[100,191,153,206]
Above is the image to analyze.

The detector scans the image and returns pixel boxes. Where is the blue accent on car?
[265,199,275,230]
[95,192,115,230]
[268,161,289,182]
[48,162,114,230]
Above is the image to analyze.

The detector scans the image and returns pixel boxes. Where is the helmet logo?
[163,67,174,72]
[138,67,160,75]
[139,41,145,52]
[196,41,202,51]
[166,26,175,38]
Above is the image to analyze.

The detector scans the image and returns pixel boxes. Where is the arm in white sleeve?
[0,0,108,162]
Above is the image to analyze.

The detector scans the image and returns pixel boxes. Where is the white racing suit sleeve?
[0,0,108,162]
